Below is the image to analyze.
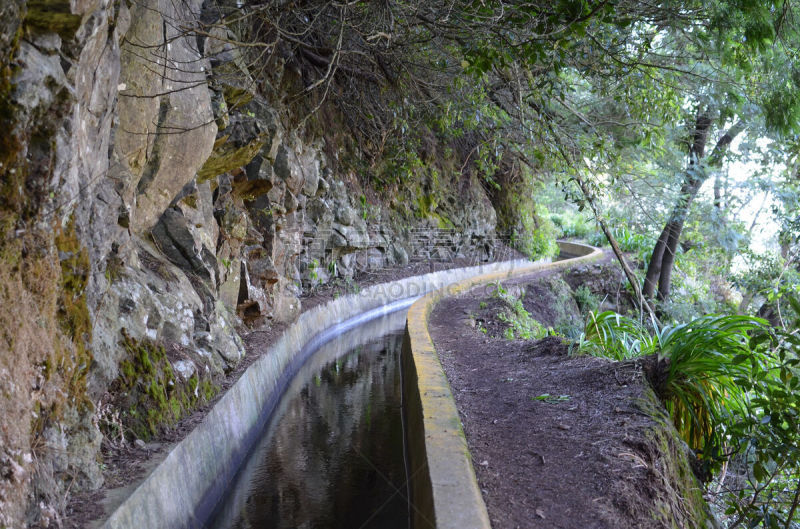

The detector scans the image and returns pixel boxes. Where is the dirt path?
[429,278,702,528]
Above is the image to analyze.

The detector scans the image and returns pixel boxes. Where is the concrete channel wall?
[402,241,602,529]
[97,253,578,528]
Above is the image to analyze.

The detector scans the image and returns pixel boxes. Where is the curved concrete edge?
[97,255,572,529]
[402,241,602,529]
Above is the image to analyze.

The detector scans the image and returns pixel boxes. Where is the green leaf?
[732,353,750,364]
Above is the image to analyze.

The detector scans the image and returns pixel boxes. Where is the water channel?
[207,309,410,529]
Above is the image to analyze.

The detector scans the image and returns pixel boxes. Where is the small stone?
[171,359,197,381]
[134,439,146,449]
[558,423,571,430]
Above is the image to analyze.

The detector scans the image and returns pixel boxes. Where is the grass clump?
[577,310,653,361]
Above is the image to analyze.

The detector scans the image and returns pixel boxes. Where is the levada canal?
[208,309,412,529]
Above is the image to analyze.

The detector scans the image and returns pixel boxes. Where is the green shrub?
[551,210,595,239]
[510,202,558,260]
[653,314,761,455]
[576,310,762,457]
[576,307,800,526]
[577,310,653,360]
[587,225,653,263]
[493,282,548,340]
[573,284,599,315]
[712,298,800,527]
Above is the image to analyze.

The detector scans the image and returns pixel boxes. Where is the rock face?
[0,0,501,526]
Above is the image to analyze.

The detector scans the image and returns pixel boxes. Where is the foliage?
[573,285,600,316]
[493,282,548,340]
[713,316,800,528]
[551,210,595,239]
[654,315,761,457]
[494,176,559,260]
[578,310,764,456]
[213,0,800,262]
[577,305,800,526]
[733,249,800,321]
[588,224,654,263]
[577,310,654,361]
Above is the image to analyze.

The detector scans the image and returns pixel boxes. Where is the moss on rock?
[520,275,583,338]
[631,388,717,528]
[24,0,81,39]
[110,330,218,441]
[495,185,558,260]
[197,133,267,183]
[50,222,93,415]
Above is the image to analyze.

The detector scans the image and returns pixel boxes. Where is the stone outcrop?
[0,0,500,526]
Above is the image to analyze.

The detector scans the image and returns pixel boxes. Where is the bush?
[576,310,760,454]
[588,225,653,263]
[551,210,595,239]
[493,282,548,340]
[577,310,654,360]
[573,284,599,315]
[576,306,800,527]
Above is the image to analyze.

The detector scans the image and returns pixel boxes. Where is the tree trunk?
[574,176,657,321]
[643,225,669,299]
[657,176,703,301]
[643,115,744,303]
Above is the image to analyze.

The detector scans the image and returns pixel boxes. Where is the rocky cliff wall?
[0,1,500,526]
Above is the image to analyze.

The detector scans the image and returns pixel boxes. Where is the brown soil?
[62,248,525,528]
[429,279,699,529]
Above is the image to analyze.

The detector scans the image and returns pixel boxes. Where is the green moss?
[109,330,219,441]
[494,285,548,340]
[53,221,93,411]
[188,373,199,393]
[120,361,135,384]
[197,133,267,183]
[436,214,455,229]
[222,84,254,109]
[168,397,182,419]
[634,389,713,527]
[104,253,124,283]
[200,379,218,401]
[181,194,198,209]
[139,347,153,374]
[406,170,457,230]
[494,178,558,260]
[416,193,437,217]
[24,0,82,39]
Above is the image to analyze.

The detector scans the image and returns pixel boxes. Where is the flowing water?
[207,310,410,529]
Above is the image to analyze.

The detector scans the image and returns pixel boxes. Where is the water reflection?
[208,311,410,529]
